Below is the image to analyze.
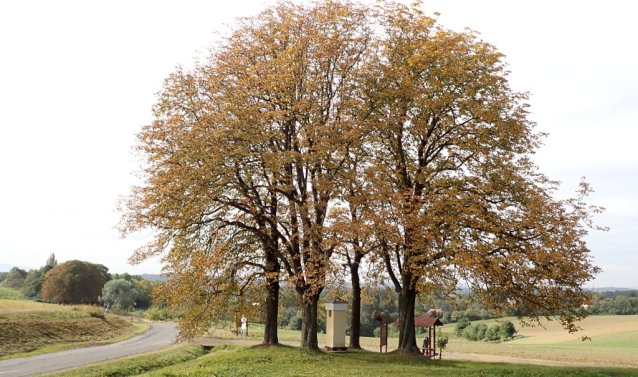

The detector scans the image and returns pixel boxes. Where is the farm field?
[0,299,145,359]
[202,315,638,368]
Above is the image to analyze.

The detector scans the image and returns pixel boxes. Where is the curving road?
[0,323,178,377]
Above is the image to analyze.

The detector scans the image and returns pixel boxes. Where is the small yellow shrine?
[325,297,349,351]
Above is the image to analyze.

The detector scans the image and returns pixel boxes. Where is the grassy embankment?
[0,286,23,300]
[201,315,638,367]
[0,298,147,360]
[41,343,638,377]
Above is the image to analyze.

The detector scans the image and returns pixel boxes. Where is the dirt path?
[192,337,637,369]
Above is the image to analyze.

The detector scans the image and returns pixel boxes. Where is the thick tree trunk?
[263,246,279,345]
[397,283,418,354]
[263,278,279,344]
[300,293,320,350]
[349,264,362,349]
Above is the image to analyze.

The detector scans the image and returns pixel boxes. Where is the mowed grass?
[133,344,638,377]
[0,299,144,359]
[42,344,207,377]
[204,316,638,367]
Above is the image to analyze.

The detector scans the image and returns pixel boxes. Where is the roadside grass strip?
[138,344,638,377]
[42,344,207,377]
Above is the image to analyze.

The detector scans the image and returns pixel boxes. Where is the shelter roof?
[325,297,349,304]
[393,317,443,328]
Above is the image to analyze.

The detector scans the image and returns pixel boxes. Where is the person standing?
[241,315,247,336]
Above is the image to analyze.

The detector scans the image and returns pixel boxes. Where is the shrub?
[485,324,501,341]
[89,311,105,319]
[499,320,516,339]
[463,323,487,341]
[454,318,471,336]
[145,306,163,321]
[436,334,449,357]
[289,314,303,330]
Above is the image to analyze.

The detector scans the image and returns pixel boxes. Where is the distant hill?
[0,263,35,272]
[140,274,165,282]
[587,287,636,292]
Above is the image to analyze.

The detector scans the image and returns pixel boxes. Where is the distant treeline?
[586,295,638,315]
[0,255,161,307]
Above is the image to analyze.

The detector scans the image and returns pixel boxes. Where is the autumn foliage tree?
[359,2,604,353]
[119,0,603,354]
[41,260,109,304]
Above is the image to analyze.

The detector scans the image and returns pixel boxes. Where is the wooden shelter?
[375,314,394,353]
[394,317,443,357]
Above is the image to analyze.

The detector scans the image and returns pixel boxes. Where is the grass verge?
[42,344,207,377]
[137,344,638,377]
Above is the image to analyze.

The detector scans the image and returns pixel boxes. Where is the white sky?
[0,1,636,287]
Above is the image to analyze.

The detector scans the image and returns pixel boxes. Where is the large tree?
[119,0,375,350]
[119,0,603,354]
[362,2,604,353]
[41,260,109,304]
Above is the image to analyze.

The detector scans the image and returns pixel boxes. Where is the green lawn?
[43,344,206,377]
[135,344,638,377]
[36,343,638,377]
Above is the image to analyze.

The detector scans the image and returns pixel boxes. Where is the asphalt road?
[0,323,179,377]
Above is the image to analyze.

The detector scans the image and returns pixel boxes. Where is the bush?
[499,320,516,339]
[145,306,163,321]
[289,314,303,330]
[462,323,487,341]
[454,318,470,336]
[373,327,380,338]
[89,311,105,320]
[108,304,129,316]
[485,324,501,341]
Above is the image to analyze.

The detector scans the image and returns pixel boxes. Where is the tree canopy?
[99,279,139,309]
[119,0,604,353]
[41,260,109,304]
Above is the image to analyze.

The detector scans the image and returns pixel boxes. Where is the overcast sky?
[1,1,636,287]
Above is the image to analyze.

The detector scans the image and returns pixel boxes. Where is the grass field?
[43,344,207,377]
[0,299,144,359]
[34,343,638,377]
[0,287,23,300]
[202,315,638,368]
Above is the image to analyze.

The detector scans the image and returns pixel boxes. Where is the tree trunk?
[300,292,320,350]
[349,263,362,349]
[263,247,279,345]
[397,283,418,354]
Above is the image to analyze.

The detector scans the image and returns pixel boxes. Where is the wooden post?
[433,325,436,357]
[428,327,432,356]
